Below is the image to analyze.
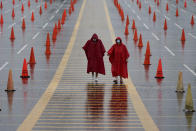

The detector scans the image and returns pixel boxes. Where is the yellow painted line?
[47,103,131,106]
[44,106,133,109]
[16,0,87,130]
[33,126,143,129]
[39,115,139,118]
[42,112,137,115]
[103,0,159,130]
[44,109,135,112]
[39,118,140,122]
[37,122,142,125]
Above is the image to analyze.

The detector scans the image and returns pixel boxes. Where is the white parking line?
[164,46,175,56]
[152,33,160,40]
[17,44,28,54]
[8,23,16,29]
[181,9,186,13]
[188,33,196,39]
[37,5,40,8]
[164,15,170,20]
[137,15,141,21]
[171,4,176,8]
[132,9,136,14]
[42,23,48,29]
[127,4,131,8]
[32,32,40,40]
[174,23,183,30]
[183,64,196,76]
[50,15,55,21]
[56,9,59,14]
[143,23,149,30]
[0,62,8,71]
[5,9,11,14]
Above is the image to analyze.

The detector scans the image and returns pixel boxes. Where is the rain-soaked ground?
[0,0,196,130]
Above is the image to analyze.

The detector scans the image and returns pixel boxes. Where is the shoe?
[95,78,98,82]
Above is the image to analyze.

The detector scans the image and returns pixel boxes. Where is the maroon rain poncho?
[83,34,106,75]
[108,37,129,78]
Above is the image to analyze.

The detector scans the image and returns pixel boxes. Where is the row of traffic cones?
[114,0,124,22]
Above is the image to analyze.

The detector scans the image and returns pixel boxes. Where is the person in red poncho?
[83,34,106,82]
[108,37,130,84]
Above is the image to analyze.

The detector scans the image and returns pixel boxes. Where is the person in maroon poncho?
[108,37,130,84]
[83,34,106,82]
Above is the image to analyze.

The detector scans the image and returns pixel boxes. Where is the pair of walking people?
[82,33,129,84]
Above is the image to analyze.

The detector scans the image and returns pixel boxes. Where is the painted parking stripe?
[42,23,48,29]
[174,23,183,29]
[183,64,196,77]
[188,33,196,39]
[143,23,149,30]
[17,44,28,54]
[32,32,40,40]
[164,46,175,56]
[0,62,8,71]
[152,33,160,40]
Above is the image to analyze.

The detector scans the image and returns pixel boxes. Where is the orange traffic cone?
[0,1,3,9]
[181,29,186,41]
[57,19,61,30]
[20,58,30,78]
[191,15,194,25]
[46,32,51,46]
[71,2,74,12]
[155,58,164,78]
[50,0,52,4]
[45,45,51,55]
[12,0,15,5]
[120,9,125,22]
[28,47,36,64]
[166,3,169,12]
[138,34,143,47]
[5,69,16,92]
[124,24,129,35]
[12,8,15,18]
[10,27,15,40]
[164,19,167,30]
[149,5,151,14]
[176,8,179,16]
[22,18,26,29]
[145,41,151,56]
[0,14,3,24]
[39,6,42,15]
[176,0,178,4]
[133,29,138,41]
[157,0,159,6]
[184,0,187,8]
[31,11,34,22]
[153,11,156,22]
[132,19,136,29]
[139,2,141,9]
[126,15,130,25]
[44,1,47,9]
[143,54,151,65]
[69,6,72,16]
[52,27,57,41]
[28,0,30,8]
[21,3,24,12]
[35,0,38,3]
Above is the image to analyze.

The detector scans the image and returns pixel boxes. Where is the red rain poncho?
[108,37,129,78]
[83,34,106,75]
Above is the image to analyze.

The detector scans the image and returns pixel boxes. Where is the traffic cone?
[44,1,47,9]
[5,69,16,92]
[126,15,130,25]
[31,11,34,22]
[138,34,143,47]
[28,47,36,64]
[50,0,52,4]
[176,8,179,16]
[148,5,151,14]
[133,29,138,41]
[22,18,26,29]
[145,41,151,56]
[120,9,124,22]
[124,24,129,35]
[46,32,50,46]
[153,12,156,22]
[10,27,15,40]
[176,0,178,4]
[69,6,72,16]
[155,58,164,79]
[0,14,3,24]
[0,1,3,9]
[45,45,51,55]
[164,19,167,30]
[12,0,15,5]
[39,6,42,15]
[20,58,30,78]
[71,1,74,12]
[191,15,194,25]
[184,0,187,8]
[132,19,136,29]
[139,1,141,9]
[28,0,30,8]
[52,27,57,41]
[57,19,61,30]
[166,3,169,12]
[35,0,38,3]
[143,54,151,65]
[176,72,185,93]
[21,3,24,12]
[184,83,195,112]
[181,29,186,41]
[12,8,15,18]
